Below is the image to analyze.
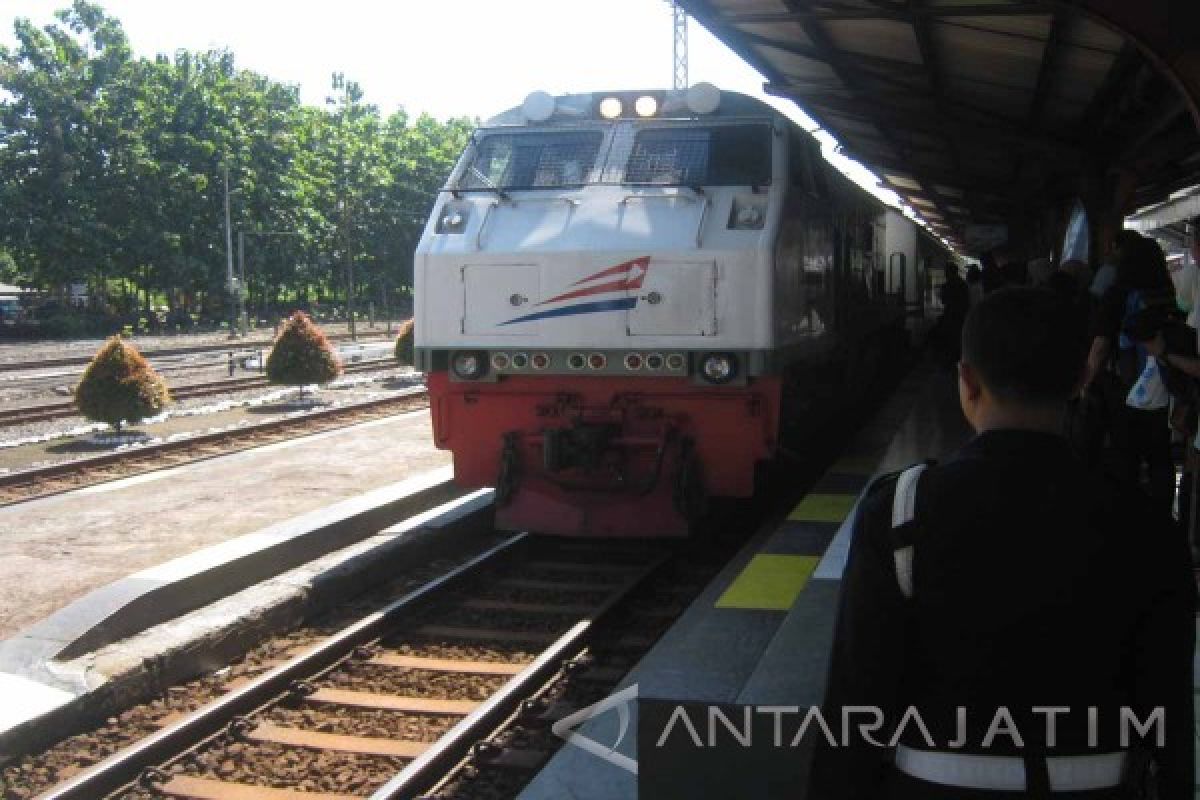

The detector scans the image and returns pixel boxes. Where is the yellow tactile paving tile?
[715,554,820,611]
[787,493,857,522]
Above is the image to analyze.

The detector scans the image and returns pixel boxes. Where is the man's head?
[958,288,1089,433]
[1110,229,1143,264]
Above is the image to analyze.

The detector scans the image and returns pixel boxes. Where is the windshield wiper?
[624,181,706,197]
[453,166,512,203]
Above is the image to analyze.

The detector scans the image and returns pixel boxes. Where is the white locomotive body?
[415,87,930,536]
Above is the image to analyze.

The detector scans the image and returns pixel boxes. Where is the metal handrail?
[617,192,710,248]
[695,196,711,248]
[510,196,580,208]
[618,192,700,206]
[475,200,499,251]
[474,198,579,251]
[889,252,907,305]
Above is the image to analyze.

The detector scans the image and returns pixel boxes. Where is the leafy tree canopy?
[266,311,342,386]
[74,335,170,429]
[0,2,474,313]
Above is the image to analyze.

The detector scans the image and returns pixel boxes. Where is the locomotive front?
[414,86,785,536]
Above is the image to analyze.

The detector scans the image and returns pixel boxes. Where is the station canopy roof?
[679,0,1200,251]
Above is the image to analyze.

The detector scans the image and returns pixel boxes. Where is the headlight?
[452,351,487,380]
[686,82,722,115]
[700,353,737,384]
[599,97,623,119]
[729,197,766,230]
[635,95,658,117]
[522,90,556,122]
[437,207,469,234]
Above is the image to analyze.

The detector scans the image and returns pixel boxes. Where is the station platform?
[520,364,970,800]
[0,408,449,641]
[0,408,456,742]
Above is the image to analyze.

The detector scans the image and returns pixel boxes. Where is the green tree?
[75,337,170,431]
[266,311,341,386]
[0,2,131,292]
[394,318,414,365]
[0,4,476,318]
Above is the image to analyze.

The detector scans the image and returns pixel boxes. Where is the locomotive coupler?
[542,422,619,472]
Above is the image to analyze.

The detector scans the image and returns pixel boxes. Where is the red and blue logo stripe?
[499,257,649,326]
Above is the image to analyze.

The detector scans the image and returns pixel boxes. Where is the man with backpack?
[810,288,1195,799]
[1129,303,1200,553]
[1083,233,1177,513]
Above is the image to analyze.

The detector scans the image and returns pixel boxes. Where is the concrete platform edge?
[14,465,458,667]
[0,487,495,758]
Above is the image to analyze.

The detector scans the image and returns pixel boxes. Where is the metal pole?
[382,281,391,335]
[342,200,356,341]
[237,230,248,337]
[223,166,236,338]
[672,1,689,90]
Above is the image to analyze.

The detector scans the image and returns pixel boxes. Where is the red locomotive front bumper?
[426,372,781,537]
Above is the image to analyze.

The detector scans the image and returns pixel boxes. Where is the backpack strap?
[890,462,929,599]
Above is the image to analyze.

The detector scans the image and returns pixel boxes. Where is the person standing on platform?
[1084,233,1177,514]
[979,252,1004,294]
[965,264,984,307]
[934,267,969,369]
[1124,305,1200,550]
[997,246,1028,287]
[1091,230,1142,299]
[810,288,1195,800]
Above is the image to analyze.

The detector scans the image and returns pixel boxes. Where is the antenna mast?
[672,1,689,89]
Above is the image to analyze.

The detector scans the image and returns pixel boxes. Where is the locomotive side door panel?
[626,260,717,336]
[461,264,540,335]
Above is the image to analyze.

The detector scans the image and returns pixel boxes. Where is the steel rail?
[369,555,668,800]
[0,331,395,373]
[0,358,403,428]
[0,388,428,504]
[35,533,530,800]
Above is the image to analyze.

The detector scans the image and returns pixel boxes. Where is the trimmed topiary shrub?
[266,311,342,387]
[75,337,171,432]
[394,318,414,366]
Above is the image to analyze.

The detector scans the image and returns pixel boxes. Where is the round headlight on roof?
[599,96,623,119]
[686,82,722,115]
[522,91,556,122]
[635,95,659,117]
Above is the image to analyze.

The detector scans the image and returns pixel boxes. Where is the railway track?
[29,534,691,799]
[0,388,429,508]
[0,331,397,374]
[0,359,402,429]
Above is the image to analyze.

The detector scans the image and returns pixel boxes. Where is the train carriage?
[414,86,924,537]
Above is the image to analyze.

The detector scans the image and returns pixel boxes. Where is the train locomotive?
[414,85,936,537]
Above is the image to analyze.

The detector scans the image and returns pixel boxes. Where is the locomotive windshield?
[622,124,771,187]
[452,122,772,192]
[457,130,605,190]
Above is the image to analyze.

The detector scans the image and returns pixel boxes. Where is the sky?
[1,0,946,242]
